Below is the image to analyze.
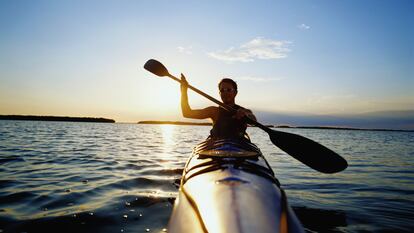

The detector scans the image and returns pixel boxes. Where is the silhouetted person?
[180,74,256,140]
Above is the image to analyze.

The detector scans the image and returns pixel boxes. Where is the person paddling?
[145,59,347,173]
[180,74,256,140]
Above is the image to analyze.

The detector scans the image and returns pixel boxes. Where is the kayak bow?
[168,139,305,233]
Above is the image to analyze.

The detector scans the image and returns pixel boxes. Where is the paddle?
[143,59,348,173]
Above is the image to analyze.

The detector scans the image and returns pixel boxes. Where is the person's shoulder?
[235,105,248,111]
[236,105,252,112]
[205,106,219,112]
[205,106,219,120]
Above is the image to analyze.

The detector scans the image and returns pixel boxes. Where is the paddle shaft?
[168,74,231,111]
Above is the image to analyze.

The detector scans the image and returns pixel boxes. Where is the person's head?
[218,78,237,104]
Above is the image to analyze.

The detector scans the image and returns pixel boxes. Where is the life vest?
[210,105,248,140]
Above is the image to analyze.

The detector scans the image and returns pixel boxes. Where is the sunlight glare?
[161,124,175,146]
[151,83,181,111]
[186,176,221,233]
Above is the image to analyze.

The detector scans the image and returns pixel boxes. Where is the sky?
[0,0,413,127]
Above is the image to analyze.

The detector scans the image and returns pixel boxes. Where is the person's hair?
[218,78,237,91]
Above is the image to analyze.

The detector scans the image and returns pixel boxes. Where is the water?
[0,121,413,233]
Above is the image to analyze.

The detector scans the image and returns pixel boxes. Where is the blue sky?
[0,0,413,126]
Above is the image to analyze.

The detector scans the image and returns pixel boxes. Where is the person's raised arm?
[180,73,191,117]
[180,74,217,120]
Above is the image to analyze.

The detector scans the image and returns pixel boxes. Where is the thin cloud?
[208,37,292,63]
[298,23,311,30]
[238,76,285,82]
[177,46,193,54]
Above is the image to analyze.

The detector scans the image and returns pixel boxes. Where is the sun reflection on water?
[161,124,176,149]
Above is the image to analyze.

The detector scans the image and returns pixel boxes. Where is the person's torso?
[210,105,247,140]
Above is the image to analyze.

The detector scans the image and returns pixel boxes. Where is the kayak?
[168,139,305,233]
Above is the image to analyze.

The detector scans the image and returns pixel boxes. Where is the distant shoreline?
[291,126,413,132]
[0,115,115,123]
[137,121,413,132]
[1,117,411,132]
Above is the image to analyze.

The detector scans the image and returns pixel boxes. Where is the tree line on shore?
[0,115,115,123]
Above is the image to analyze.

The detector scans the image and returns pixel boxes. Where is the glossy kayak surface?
[168,139,305,233]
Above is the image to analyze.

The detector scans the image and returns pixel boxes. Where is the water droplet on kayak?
[123,214,128,219]
[145,229,150,232]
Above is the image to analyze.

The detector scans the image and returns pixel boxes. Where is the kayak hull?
[168,139,304,233]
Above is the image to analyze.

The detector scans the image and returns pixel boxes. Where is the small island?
[0,115,115,123]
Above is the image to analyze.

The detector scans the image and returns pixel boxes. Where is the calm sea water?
[0,121,413,233]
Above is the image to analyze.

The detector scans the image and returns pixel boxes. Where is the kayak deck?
[168,139,304,233]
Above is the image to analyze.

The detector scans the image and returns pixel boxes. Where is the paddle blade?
[144,59,170,77]
[269,130,348,173]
